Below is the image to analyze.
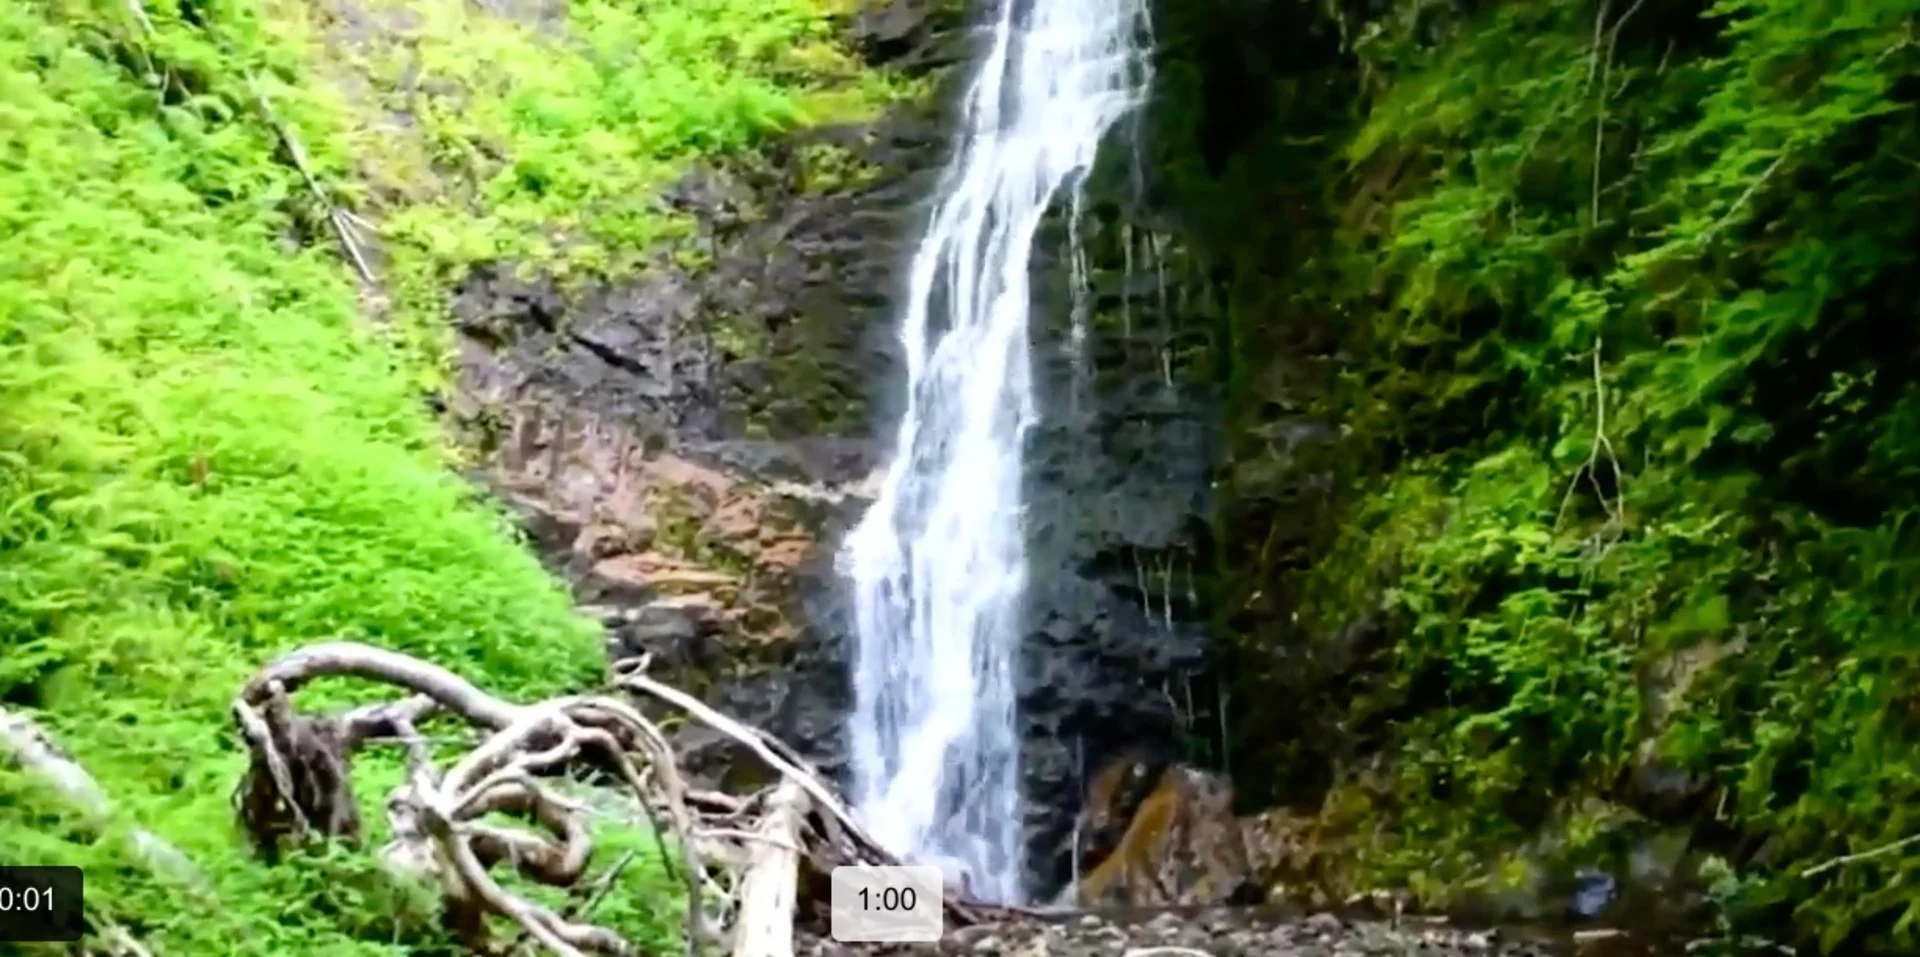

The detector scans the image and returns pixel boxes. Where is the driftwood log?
[228,641,1006,957]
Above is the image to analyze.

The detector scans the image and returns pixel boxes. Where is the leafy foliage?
[1165,0,1920,950]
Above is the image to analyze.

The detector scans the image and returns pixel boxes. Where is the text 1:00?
[857,887,917,911]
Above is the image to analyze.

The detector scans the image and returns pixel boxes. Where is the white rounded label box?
[829,865,943,942]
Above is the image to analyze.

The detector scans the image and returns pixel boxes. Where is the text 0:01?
[0,866,86,943]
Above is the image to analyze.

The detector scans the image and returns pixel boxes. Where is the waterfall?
[839,0,1154,904]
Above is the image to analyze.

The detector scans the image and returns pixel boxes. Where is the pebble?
[797,905,1660,957]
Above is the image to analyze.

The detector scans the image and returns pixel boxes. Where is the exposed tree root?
[230,641,1000,957]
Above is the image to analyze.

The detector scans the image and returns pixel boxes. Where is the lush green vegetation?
[0,0,901,950]
[255,0,922,386]
[19,0,1917,950]
[1161,0,1920,951]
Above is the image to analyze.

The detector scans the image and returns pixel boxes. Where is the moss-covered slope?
[0,0,907,951]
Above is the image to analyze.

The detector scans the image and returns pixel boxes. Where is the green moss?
[712,314,769,363]
[653,494,707,558]
[653,489,760,580]
[795,139,885,193]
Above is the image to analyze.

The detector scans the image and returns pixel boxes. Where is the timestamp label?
[0,866,84,942]
[829,865,941,942]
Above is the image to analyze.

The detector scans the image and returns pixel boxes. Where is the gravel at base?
[802,907,1647,957]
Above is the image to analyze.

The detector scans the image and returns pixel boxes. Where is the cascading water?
[840,0,1154,904]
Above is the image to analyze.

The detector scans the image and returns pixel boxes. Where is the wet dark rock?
[1617,640,1734,824]
[679,437,881,489]
[1013,178,1223,896]
[448,69,961,790]
[1568,871,1616,920]
[849,0,971,73]
[600,596,726,674]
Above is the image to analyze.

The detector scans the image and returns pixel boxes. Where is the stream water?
[840,0,1155,903]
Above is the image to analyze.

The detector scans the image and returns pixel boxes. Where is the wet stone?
[1306,912,1344,935]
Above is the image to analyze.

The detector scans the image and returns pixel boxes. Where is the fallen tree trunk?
[731,780,809,957]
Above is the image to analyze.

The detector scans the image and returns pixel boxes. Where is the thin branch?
[1590,0,1647,226]
[1800,832,1920,879]
[124,0,154,35]
[509,847,643,957]
[241,641,525,730]
[1591,336,1626,525]
[1700,154,1787,246]
[1583,0,1613,93]
[1590,15,1611,225]
[1610,0,1649,42]
[246,78,379,288]
[90,911,157,957]
[1554,335,1627,534]
[1875,22,1914,64]
[614,666,865,848]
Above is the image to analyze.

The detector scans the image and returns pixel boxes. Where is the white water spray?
[841,0,1154,903]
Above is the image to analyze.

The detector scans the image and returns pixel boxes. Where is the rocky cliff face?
[445,0,965,785]
[446,0,1230,904]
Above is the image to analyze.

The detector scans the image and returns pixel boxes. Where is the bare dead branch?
[0,708,202,887]
[241,641,525,729]
[246,77,379,289]
[1801,832,1920,879]
[229,641,1006,957]
[1701,153,1787,246]
[613,664,866,849]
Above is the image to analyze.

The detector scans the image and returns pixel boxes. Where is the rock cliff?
[442,0,1236,902]
[444,10,959,793]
